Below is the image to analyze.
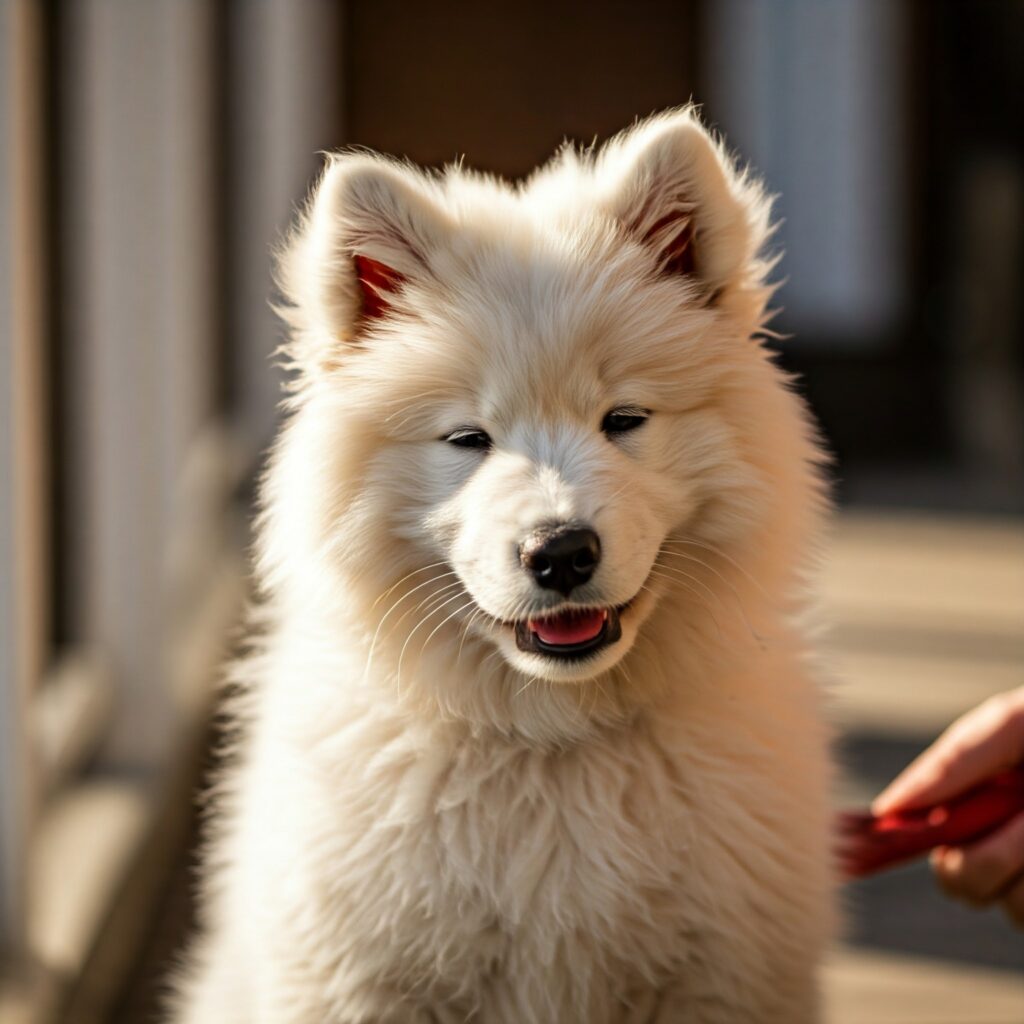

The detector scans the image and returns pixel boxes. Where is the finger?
[873,691,1024,814]
[1000,872,1024,929]
[932,847,972,903]
[931,811,1024,906]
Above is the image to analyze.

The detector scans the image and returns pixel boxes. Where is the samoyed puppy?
[170,107,836,1023]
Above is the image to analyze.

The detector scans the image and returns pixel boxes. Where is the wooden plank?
[825,946,1024,1024]
[824,512,1024,735]
[823,513,1024,634]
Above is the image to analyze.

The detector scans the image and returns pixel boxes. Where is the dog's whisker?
[662,537,768,596]
[383,387,461,424]
[418,598,479,663]
[386,581,468,670]
[379,574,461,626]
[481,647,505,675]
[383,389,467,433]
[644,567,725,642]
[514,674,538,699]
[372,572,460,635]
[364,572,461,683]
[615,664,636,695]
[590,480,634,517]
[407,580,466,619]
[657,549,766,646]
[651,558,730,617]
[590,672,614,715]
[456,607,485,667]
[372,561,453,610]
[396,591,468,693]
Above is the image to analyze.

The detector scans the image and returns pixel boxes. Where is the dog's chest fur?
[245,663,825,1023]
[274,707,692,961]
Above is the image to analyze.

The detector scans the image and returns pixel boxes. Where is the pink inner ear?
[642,213,695,278]
[354,254,405,321]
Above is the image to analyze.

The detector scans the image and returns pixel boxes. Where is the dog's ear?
[278,155,451,356]
[595,109,772,304]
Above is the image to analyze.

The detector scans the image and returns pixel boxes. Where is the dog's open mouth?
[514,606,624,660]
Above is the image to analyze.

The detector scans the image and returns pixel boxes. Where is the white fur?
[169,108,837,1023]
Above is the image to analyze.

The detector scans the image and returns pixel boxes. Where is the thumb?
[872,690,1024,816]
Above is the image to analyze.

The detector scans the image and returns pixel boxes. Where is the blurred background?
[1,1,1022,1021]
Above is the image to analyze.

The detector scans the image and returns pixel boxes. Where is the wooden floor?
[823,512,1024,1021]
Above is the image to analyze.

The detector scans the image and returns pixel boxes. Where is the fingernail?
[942,848,964,874]
[871,786,905,815]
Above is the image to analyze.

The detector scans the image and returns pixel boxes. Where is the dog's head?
[265,109,820,714]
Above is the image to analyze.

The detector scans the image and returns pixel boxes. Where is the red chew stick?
[837,767,1024,880]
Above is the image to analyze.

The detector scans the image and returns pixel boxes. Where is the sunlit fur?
[170,107,837,1023]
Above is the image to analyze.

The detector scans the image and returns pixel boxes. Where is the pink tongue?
[530,608,607,646]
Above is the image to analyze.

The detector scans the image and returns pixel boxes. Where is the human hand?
[872,687,1024,926]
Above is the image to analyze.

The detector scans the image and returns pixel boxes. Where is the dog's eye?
[443,427,492,451]
[601,408,650,436]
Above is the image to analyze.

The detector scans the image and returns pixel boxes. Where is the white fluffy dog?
[171,108,836,1023]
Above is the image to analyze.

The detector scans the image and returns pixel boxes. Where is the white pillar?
[60,0,218,767]
[230,0,344,453]
[702,0,907,344]
[0,0,47,968]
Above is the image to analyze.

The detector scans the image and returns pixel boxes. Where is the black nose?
[520,526,601,596]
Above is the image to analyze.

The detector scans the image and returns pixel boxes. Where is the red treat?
[837,767,1024,880]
